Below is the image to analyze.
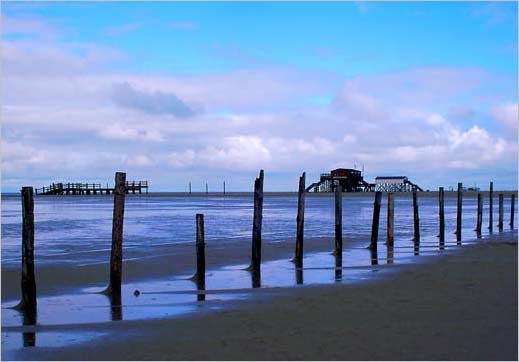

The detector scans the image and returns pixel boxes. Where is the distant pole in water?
[413,189,420,243]
[189,182,192,195]
[334,184,343,256]
[488,181,493,232]
[19,186,36,313]
[510,194,515,230]
[476,193,483,238]
[498,194,504,232]
[195,214,206,301]
[386,192,394,247]
[249,170,264,273]
[223,181,226,196]
[205,182,208,194]
[370,191,382,251]
[108,172,126,298]
[456,182,463,243]
[295,172,306,269]
[439,187,445,246]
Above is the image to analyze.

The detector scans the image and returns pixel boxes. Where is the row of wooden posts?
[189,181,227,195]
[17,172,516,314]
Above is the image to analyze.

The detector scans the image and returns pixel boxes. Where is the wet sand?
[1,236,339,301]
[5,231,517,361]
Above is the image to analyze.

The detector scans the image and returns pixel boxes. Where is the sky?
[2,1,518,192]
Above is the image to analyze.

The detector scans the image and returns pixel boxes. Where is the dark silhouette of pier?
[35,181,148,195]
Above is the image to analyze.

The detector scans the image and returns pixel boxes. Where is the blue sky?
[2,1,518,191]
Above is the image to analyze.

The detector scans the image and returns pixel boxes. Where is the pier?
[35,181,148,195]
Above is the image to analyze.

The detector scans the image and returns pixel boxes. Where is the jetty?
[35,181,148,195]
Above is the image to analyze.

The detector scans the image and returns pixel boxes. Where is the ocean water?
[1,192,511,268]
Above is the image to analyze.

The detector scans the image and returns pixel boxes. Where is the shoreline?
[3,231,517,360]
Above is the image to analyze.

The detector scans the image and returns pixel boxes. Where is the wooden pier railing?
[35,181,148,196]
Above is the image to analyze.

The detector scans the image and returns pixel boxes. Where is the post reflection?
[334,253,342,281]
[109,288,123,321]
[196,274,206,302]
[386,245,394,265]
[414,241,420,256]
[371,248,378,266]
[251,269,261,288]
[22,307,37,347]
[296,267,303,285]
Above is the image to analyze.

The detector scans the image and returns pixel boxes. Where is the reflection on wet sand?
[196,274,206,302]
[371,248,378,266]
[22,308,37,347]
[109,289,123,321]
[296,267,303,285]
[439,236,445,251]
[386,246,394,265]
[251,269,261,288]
[334,254,342,281]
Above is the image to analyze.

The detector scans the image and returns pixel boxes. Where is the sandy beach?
[4,231,517,361]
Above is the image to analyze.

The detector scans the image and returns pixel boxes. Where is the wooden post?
[295,172,306,269]
[510,194,515,230]
[476,193,483,238]
[439,187,445,247]
[19,187,37,312]
[196,214,205,301]
[370,191,382,251]
[386,193,394,247]
[189,182,192,195]
[498,194,504,232]
[108,172,126,296]
[223,181,226,196]
[205,182,208,194]
[456,182,462,243]
[488,181,493,232]
[249,170,264,273]
[413,189,420,243]
[334,185,342,256]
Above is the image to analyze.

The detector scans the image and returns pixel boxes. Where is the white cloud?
[491,103,518,130]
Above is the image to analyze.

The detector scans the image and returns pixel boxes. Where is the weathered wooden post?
[386,193,394,247]
[456,182,462,243]
[18,187,37,313]
[498,194,504,232]
[196,214,206,301]
[488,181,493,232]
[334,185,342,256]
[510,194,515,230]
[108,172,126,297]
[369,191,382,251]
[476,193,483,238]
[294,172,306,269]
[249,170,264,273]
[413,189,420,243]
[439,187,445,247]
